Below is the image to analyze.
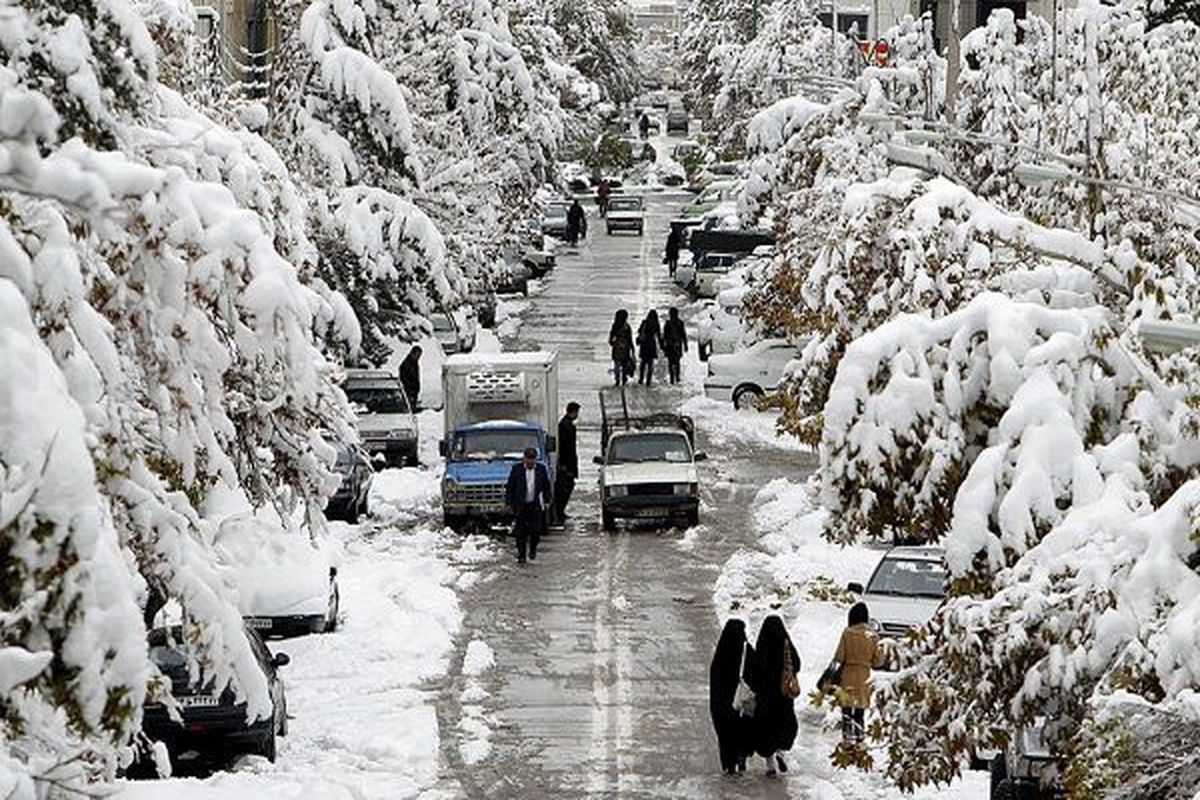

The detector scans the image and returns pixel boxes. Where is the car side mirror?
[694,451,708,461]
[593,455,605,465]
[438,440,447,457]
[272,653,291,668]
[847,582,864,595]
[546,435,557,454]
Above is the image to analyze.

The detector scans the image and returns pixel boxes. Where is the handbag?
[731,643,756,716]
[781,645,801,700]
[817,659,843,694]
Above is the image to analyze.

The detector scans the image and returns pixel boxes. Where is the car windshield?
[545,205,568,219]
[608,434,691,464]
[865,557,947,599]
[345,385,410,415]
[432,315,455,332]
[452,430,540,461]
[610,199,641,212]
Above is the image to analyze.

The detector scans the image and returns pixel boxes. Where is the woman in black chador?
[709,619,756,775]
[751,614,801,775]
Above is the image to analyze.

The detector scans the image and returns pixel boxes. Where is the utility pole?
[944,0,961,124]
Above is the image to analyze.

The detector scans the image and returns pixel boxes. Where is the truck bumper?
[362,437,417,467]
[603,495,698,520]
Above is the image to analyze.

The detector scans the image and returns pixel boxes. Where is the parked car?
[703,338,803,410]
[541,201,570,238]
[596,390,705,530]
[619,136,656,162]
[495,261,531,296]
[140,625,289,771]
[654,158,687,187]
[431,309,475,355]
[672,140,703,161]
[687,163,743,194]
[681,180,739,218]
[343,369,418,466]
[647,91,670,110]
[695,289,747,360]
[606,196,645,235]
[325,439,373,523]
[692,252,739,298]
[989,723,1059,800]
[666,108,689,135]
[214,512,342,637]
[848,546,947,640]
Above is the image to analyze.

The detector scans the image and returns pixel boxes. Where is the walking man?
[554,402,580,523]
[505,447,551,564]
[663,307,687,384]
[566,198,586,246]
[664,226,681,277]
[398,345,422,410]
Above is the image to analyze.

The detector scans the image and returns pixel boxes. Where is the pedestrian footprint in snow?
[751,615,801,776]
[710,618,757,776]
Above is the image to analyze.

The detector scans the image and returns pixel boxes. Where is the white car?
[595,427,705,530]
[344,369,418,466]
[849,546,947,640]
[692,252,739,298]
[703,338,803,409]
[214,512,341,637]
[672,141,702,161]
[681,180,739,218]
[696,287,748,360]
[606,196,645,235]
[431,309,475,355]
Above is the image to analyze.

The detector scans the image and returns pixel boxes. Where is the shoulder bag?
[731,643,756,716]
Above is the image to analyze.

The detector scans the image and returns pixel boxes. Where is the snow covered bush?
[2,0,354,788]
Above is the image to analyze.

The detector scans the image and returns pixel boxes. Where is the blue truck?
[439,352,559,531]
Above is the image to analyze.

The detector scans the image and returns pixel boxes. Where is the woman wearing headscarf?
[834,602,883,743]
[608,310,634,386]
[709,619,756,775]
[636,310,662,386]
[751,615,801,775]
[662,307,687,385]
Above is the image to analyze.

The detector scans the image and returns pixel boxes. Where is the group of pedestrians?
[502,402,579,564]
[709,604,883,777]
[608,307,688,387]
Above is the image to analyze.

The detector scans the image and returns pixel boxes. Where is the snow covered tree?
[548,0,640,103]
[2,0,354,789]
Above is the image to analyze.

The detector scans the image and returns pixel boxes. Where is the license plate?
[245,617,273,630]
[633,508,667,518]
[178,695,219,707]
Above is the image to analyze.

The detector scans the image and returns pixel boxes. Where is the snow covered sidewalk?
[714,478,986,799]
[116,468,478,800]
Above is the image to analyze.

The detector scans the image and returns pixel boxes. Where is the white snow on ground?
[714,477,988,798]
[457,640,497,766]
[495,296,530,341]
[461,640,495,677]
[682,395,810,453]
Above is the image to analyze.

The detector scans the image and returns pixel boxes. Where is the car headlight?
[607,485,627,497]
[673,483,698,495]
[390,428,414,439]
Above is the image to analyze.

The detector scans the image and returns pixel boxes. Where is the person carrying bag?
[710,619,757,775]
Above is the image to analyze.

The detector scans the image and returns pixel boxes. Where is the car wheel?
[732,384,765,411]
[324,584,340,633]
[602,510,616,532]
[684,509,699,528]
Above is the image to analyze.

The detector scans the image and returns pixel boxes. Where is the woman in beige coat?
[834,602,884,742]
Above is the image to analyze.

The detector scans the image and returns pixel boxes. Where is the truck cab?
[440,352,558,532]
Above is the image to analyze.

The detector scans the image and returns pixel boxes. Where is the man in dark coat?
[553,402,580,523]
[398,345,422,410]
[662,307,687,385]
[664,226,681,277]
[505,447,552,564]
[566,199,586,246]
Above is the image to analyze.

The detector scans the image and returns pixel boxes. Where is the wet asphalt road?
[433,188,818,798]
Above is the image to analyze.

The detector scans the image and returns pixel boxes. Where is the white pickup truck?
[595,387,705,531]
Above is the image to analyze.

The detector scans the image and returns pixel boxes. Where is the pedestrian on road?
[751,615,801,776]
[636,310,662,386]
[710,619,757,776]
[505,447,552,564]
[597,179,611,217]
[398,345,422,410]
[834,602,884,744]
[638,113,650,139]
[662,307,687,385]
[566,198,586,246]
[664,226,681,277]
[554,402,580,523]
[609,310,635,386]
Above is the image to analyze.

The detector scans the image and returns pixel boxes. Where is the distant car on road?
[703,338,803,410]
[343,369,418,467]
[666,108,689,135]
[619,136,656,162]
[140,625,290,771]
[325,438,373,523]
[606,196,645,235]
[672,140,703,161]
[681,180,739,218]
[848,546,947,640]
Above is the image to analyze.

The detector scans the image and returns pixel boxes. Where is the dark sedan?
[138,626,290,774]
[325,439,373,523]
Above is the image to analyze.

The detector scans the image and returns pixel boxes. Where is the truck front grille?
[449,483,507,505]
[627,483,673,497]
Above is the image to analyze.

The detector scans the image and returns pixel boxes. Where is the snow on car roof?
[884,545,946,561]
[466,419,539,429]
[445,351,557,367]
